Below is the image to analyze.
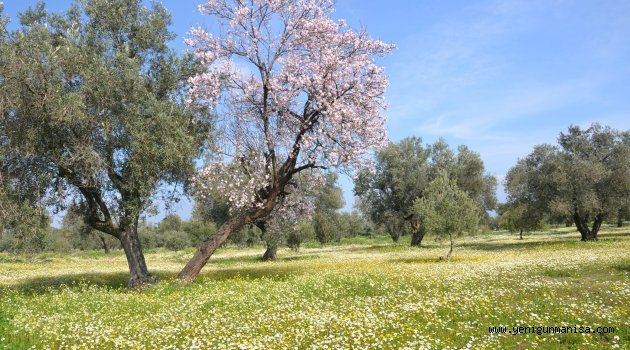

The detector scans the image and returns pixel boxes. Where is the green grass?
[0,227,628,349]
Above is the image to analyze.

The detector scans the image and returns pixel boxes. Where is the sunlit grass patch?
[0,228,628,349]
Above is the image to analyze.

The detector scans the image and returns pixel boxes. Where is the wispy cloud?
[413,77,600,140]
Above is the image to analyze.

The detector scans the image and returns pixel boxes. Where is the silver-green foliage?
[413,171,479,260]
[0,1,212,286]
[355,137,496,245]
[505,124,629,241]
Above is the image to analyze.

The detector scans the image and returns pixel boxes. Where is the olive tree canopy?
[0,1,212,287]
[505,124,629,241]
[355,137,496,246]
[412,171,479,261]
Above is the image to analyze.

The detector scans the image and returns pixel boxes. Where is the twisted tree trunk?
[573,212,602,241]
[262,243,278,261]
[410,230,425,247]
[410,221,424,247]
[119,224,152,288]
[178,213,252,282]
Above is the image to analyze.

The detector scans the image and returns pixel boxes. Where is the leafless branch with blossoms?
[179,0,393,281]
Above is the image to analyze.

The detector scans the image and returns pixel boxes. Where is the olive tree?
[497,203,543,239]
[312,172,344,245]
[354,137,427,243]
[0,1,211,287]
[413,172,479,261]
[505,124,629,241]
[355,137,496,246]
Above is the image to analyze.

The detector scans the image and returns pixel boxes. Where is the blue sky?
[4,0,630,223]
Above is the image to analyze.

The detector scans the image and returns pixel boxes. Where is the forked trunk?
[119,225,152,288]
[573,212,602,241]
[178,214,251,282]
[262,243,277,261]
[410,230,425,247]
[409,220,424,247]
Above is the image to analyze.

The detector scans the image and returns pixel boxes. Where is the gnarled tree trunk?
[409,221,424,247]
[119,224,152,288]
[178,213,252,282]
[410,230,425,247]
[573,212,602,241]
[262,243,277,261]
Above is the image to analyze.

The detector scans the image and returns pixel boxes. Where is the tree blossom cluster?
[189,0,392,213]
[193,160,322,217]
[263,172,322,233]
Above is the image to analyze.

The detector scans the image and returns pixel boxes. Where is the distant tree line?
[1,172,379,257]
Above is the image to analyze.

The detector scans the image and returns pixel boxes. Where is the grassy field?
[0,227,628,349]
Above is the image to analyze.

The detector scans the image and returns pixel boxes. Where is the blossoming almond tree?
[179,0,393,281]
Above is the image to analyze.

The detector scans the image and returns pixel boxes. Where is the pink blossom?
[190,0,392,213]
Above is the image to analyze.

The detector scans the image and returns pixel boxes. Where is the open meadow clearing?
[2,0,630,349]
[0,227,628,349]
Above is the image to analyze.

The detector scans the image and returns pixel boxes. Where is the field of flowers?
[0,227,628,349]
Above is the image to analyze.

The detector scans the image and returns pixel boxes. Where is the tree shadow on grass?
[392,254,488,264]
[1,270,179,295]
[345,244,409,253]
[392,256,441,264]
[613,262,630,273]
[457,231,629,252]
[2,262,311,295]
[185,251,322,266]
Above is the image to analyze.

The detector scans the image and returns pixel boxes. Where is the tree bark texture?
[410,230,425,247]
[262,243,278,261]
[573,212,602,241]
[119,224,152,288]
[178,213,252,282]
